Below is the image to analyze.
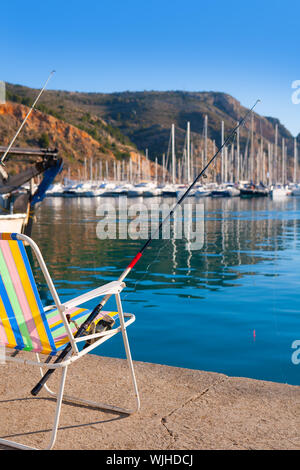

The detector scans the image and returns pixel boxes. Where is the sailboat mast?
[213,140,216,182]
[275,124,278,183]
[204,115,208,167]
[282,138,285,185]
[260,136,263,183]
[191,142,194,181]
[90,157,93,182]
[172,123,176,184]
[232,143,235,183]
[224,146,228,183]
[250,113,254,183]
[268,142,271,186]
[294,137,298,183]
[187,121,191,182]
[84,157,87,181]
[236,123,240,183]
[221,120,224,182]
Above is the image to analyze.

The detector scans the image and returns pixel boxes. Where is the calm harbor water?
[31,196,300,385]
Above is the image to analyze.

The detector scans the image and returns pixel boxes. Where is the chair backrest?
[0,233,57,355]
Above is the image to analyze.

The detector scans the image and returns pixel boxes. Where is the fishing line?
[0,71,55,174]
[241,114,252,180]
[121,237,171,304]
[164,127,172,172]
[122,199,186,303]
[123,107,259,320]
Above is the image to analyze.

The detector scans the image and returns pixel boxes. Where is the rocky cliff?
[0,101,159,180]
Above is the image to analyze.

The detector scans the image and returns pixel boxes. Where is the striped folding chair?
[0,233,140,450]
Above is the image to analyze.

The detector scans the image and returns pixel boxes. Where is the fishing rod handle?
[30,303,103,396]
[31,342,72,396]
[30,279,129,397]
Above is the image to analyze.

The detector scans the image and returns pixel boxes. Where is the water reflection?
[31,196,300,384]
[32,196,300,300]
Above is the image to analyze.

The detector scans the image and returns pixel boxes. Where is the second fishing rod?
[31,99,260,396]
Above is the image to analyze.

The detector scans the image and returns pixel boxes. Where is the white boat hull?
[194,190,211,198]
[0,214,27,232]
[292,188,300,196]
[271,188,289,199]
[127,191,144,197]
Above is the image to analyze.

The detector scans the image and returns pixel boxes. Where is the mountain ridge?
[1,83,298,180]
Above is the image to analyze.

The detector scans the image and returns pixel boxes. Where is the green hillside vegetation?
[4,83,299,172]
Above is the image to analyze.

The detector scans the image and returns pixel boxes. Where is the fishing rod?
[0,70,55,179]
[31,98,260,396]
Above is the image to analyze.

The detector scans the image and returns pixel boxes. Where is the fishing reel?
[83,314,116,350]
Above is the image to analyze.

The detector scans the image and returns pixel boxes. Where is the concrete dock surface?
[0,353,299,450]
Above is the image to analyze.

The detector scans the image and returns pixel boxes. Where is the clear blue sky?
[1,0,300,135]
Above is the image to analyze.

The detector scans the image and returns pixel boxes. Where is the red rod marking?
[127,252,142,270]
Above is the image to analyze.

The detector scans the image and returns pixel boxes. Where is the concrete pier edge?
[0,352,299,450]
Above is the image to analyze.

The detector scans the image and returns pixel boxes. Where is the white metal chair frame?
[0,233,140,450]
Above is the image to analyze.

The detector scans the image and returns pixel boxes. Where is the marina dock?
[0,353,299,450]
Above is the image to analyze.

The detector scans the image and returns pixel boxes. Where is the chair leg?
[0,363,68,451]
[46,366,68,450]
[35,295,140,416]
[38,357,139,415]
[115,293,140,413]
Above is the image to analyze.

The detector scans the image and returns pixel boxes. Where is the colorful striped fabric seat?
[0,232,118,355]
[0,233,56,355]
[0,232,140,451]
[46,307,118,351]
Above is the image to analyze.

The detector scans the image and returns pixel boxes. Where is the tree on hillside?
[38,133,50,148]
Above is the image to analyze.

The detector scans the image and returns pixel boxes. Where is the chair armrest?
[44,304,56,312]
[60,280,125,310]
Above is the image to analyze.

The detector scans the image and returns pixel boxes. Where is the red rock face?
[0,102,161,179]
